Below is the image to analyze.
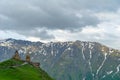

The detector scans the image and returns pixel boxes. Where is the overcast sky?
[0,0,120,49]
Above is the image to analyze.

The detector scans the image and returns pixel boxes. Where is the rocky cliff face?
[0,38,120,80]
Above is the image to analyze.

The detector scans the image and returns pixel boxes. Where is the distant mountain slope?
[0,38,120,80]
[0,59,54,80]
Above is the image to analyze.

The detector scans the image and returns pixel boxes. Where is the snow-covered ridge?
[0,38,120,80]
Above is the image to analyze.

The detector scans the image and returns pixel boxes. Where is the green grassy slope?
[0,59,54,80]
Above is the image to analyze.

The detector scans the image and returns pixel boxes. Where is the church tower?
[13,50,21,60]
[26,51,30,62]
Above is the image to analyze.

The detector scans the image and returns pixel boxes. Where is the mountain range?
[0,38,120,80]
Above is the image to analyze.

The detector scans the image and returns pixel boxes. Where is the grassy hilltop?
[0,59,54,80]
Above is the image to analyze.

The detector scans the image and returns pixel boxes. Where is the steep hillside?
[0,59,54,80]
[0,38,120,80]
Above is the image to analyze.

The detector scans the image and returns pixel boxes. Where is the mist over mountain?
[0,38,120,80]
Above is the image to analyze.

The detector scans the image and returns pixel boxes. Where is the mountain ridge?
[0,38,120,80]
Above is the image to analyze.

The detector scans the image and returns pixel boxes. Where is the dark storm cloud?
[0,0,120,39]
[17,29,55,40]
[0,0,101,30]
[38,30,55,40]
[64,0,120,11]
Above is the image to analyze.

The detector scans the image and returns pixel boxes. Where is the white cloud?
[26,37,41,42]
[47,20,120,49]
[0,30,26,40]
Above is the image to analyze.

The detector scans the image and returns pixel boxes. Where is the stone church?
[12,50,40,68]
